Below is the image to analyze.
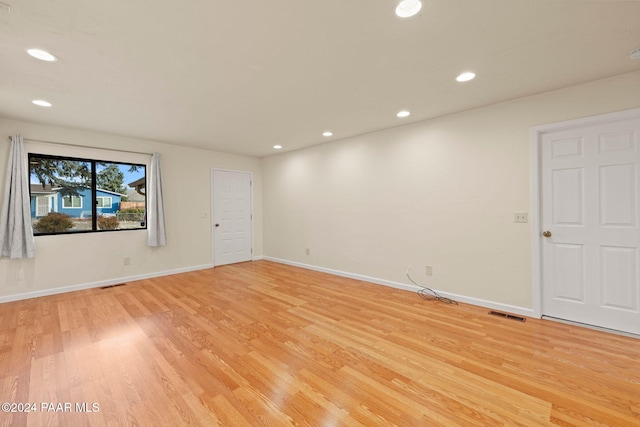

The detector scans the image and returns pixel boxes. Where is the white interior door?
[212,170,252,266]
[541,116,640,335]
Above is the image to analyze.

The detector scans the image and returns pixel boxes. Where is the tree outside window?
[28,154,147,235]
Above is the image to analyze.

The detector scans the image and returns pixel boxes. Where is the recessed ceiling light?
[27,48,57,62]
[32,99,52,107]
[456,71,476,82]
[273,145,282,150]
[397,110,411,118]
[395,0,422,18]
[322,131,333,137]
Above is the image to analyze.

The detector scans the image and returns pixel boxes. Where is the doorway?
[532,108,640,335]
[211,169,253,266]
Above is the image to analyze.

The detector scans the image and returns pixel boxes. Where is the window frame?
[62,195,83,209]
[96,196,112,208]
[28,153,147,236]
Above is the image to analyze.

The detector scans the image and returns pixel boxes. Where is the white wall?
[0,118,263,301]
[262,71,640,310]
[3,72,639,308]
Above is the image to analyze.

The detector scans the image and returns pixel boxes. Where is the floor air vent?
[488,310,526,322]
[100,283,126,290]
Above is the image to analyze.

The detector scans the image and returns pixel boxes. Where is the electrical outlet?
[514,212,528,223]
[426,265,433,276]
[305,248,310,256]
[124,257,131,266]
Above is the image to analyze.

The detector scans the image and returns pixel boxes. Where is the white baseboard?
[263,256,535,318]
[0,263,214,304]
[2,257,536,319]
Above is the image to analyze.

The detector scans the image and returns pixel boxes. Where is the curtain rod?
[8,136,153,157]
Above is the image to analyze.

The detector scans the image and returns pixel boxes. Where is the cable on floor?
[406,267,458,305]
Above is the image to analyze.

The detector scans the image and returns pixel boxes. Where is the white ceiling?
[1,0,639,157]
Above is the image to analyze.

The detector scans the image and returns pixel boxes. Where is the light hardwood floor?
[0,260,638,426]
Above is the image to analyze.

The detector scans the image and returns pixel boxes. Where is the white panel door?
[541,117,640,334]
[212,170,252,266]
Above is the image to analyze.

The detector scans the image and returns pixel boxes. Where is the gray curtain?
[0,135,35,258]
[147,152,166,247]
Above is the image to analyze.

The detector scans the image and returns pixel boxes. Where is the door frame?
[210,168,254,267]
[530,108,640,318]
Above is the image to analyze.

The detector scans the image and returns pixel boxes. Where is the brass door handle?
[542,230,552,238]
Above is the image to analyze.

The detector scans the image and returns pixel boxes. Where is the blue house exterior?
[30,185,123,218]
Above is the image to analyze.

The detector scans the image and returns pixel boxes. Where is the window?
[96,196,112,208]
[62,195,82,209]
[28,154,147,235]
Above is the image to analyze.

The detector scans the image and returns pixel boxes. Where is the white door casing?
[211,169,253,267]
[532,109,640,335]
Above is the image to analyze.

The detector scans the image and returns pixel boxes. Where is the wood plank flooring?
[0,260,638,426]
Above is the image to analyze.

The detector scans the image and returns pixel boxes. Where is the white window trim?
[97,196,112,208]
[62,195,83,209]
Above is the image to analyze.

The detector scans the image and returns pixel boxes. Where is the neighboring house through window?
[28,153,147,235]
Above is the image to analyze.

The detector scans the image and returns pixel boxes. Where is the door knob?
[215,223,220,227]
[542,230,552,238]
